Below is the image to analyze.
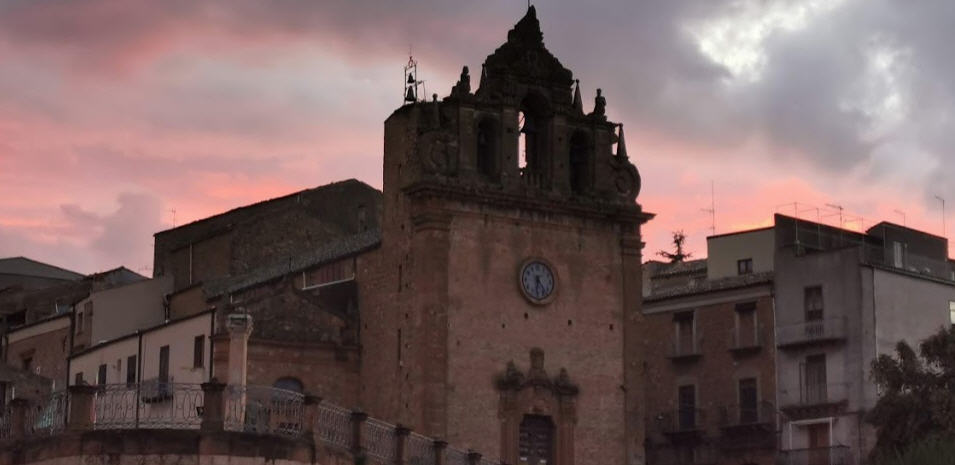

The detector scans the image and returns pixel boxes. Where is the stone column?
[67,385,98,431]
[200,380,226,432]
[433,439,448,465]
[467,450,482,465]
[226,314,253,386]
[9,398,29,440]
[621,230,649,465]
[303,394,323,436]
[395,424,411,465]
[351,409,368,456]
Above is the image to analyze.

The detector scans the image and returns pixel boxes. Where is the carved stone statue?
[592,88,607,119]
[451,66,471,96]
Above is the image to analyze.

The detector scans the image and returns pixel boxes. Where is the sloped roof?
[0,257,84,281]
[645,271,774,302]
[203,229,381,297]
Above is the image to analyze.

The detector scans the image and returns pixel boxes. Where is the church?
[0,7,652,465]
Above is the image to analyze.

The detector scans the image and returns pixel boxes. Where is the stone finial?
[616,124,628,159]
[572,79,583,114]
[226,313,253,335]
[507,6,543,45]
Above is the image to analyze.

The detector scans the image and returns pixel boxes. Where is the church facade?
[357,8,652,465]
[145,7,653,465]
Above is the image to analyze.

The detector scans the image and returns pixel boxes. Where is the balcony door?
[738,378,758,424]
[804,354,827,404]
[678,384,697,430]
[808,422,831,465]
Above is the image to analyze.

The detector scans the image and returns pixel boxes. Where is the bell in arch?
[405,86,417,103]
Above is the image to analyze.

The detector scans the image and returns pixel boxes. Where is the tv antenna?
[893,209,906,226]
[700,181,715,236]
[824,203,844,227]
[168,208,177,227]
[935,195,946,237]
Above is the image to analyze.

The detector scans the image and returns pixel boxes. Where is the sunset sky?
[1,0,953,275]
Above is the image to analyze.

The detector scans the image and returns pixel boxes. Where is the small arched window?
[273,377,304,393]
[569,131,591,194]
[476,118,498,180]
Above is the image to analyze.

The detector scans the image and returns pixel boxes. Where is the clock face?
[520,260,556,304]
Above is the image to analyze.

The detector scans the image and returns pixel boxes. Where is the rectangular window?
[738,378,758,423]
[21,356,32,372]
[893,241,904,268]
[803,354,827,404]
[734,302,758,348]
[950,301,955,329]
[804,286,824,321]
[737,258,753,275]
[677,384,697,430]
[674,312,696,355]
[193,335,205,368]
[76,312,83,335]
[158,345,170,383]
[97,364,107,385]
[75,372,84,385]
[126,356,137,387]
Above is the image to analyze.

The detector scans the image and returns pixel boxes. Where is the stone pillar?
[303,394,323,435]
[467,450,482,465]
[9,398,29,440]
[395,424,411,465]
[67,385,98,431]
[621,230,650,465]
[433,439,448,465]
[226,314,253,386]
[351,409,368,456]
[200,380,226,432]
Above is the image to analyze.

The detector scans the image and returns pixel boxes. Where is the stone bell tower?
[360,7,653,465]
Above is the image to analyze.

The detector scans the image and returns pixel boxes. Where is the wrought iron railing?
[406,432,436,465]
[316,402,353,450]
[729,324,765,350]
[25,391,67,436]
[224,384,304,437]
[718,401,775,427]
[364,417,397,464]
[654,408,708,434]
[776,317,847,348]
[94,382,203,429]
[0,383,501,465]
[777,446,851,465]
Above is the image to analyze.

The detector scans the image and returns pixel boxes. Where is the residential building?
[69,310,214,388]
[773,215,955,464]
[643,228,777,465]
[0,257,83,292]
[71,276,173,351]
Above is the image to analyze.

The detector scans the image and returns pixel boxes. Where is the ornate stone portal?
[497,348,578,465]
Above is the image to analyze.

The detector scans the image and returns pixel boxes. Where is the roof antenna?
[700,181,715,236]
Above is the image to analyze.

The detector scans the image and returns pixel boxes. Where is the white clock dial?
[520,260,556,303]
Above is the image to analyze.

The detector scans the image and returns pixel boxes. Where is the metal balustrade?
[94,383,203,430]
[364,417,397,464]
[0,383,502,465]
[718,401,775,427]
[25,391,67,436]
[776,317,847,348]
[777,446,851,465]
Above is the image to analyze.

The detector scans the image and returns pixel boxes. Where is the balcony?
[776,318,846,349]
[668,333,703,362]
[777,446,852,465]
[728,324,765,356]
[719,401,776,430]
[653,408,708,443]
[780,383,848,420]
